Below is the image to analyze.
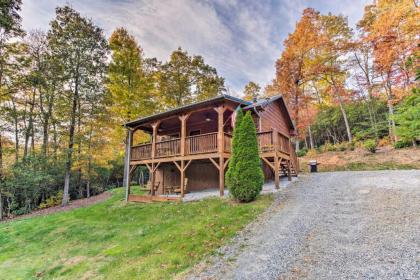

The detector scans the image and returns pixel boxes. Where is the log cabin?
[123,94,298,202]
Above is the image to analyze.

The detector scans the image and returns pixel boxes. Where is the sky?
[21,0,371,96]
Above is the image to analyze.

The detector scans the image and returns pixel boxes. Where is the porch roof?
[124,94,250,128]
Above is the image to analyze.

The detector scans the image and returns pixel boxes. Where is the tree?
[226,111,264,202]
[360,0,419,142]
[273,8,321,150]
[225,108,243,188]
[47,6,108,206]
[108,27,156,123]
[107,27,157,189]
[0,2,23,214]
[243,81,261,101]
[317,13,354,142]
[158,47,225,108]
[394,89,420,146]
[0,0,23,35]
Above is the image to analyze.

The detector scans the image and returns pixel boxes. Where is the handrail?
[185,131,217,139]
[156,137,181,144]
[186,132,218,154]
[131,142,152,148]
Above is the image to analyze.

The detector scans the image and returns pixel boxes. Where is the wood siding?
[155,161,219,193]
[258,101,290,135]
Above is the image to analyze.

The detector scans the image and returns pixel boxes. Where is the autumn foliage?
[268,1,419,149]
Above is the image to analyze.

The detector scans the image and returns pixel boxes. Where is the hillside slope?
[299,147,420,172]
[0,189,272,280]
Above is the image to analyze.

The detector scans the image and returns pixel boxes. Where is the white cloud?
[21,0,370,96]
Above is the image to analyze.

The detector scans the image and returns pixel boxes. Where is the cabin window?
[160,133,179,141]
[189,130,201,136]
[168,133,180,139]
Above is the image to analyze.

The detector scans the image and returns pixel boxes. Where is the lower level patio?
[128,177,298,203]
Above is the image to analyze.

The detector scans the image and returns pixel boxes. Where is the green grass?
[0,188,272,280]
[317,161,418,172]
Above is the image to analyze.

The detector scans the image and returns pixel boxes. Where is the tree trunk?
[24,88,36,159]
[52,120,58,161]
[308,124,314,149]
[76,98,83,198]
[387,101,396,142]
[0,131,3,220]
[42,117,49,157]
[337,95,352,142]
[86,115,94,199]
[62,83,79,206]
[385,80,397,143]
[0,191,2,220]
[0,132,3,177]
[12,100,19,162]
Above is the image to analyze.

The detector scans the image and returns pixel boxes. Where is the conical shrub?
[226,111,264,202]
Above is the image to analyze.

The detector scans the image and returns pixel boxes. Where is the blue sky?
[21,0,371,95]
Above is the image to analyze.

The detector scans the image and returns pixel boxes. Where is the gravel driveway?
[186,170,420,280]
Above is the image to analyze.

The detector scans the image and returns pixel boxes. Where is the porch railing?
[155,138,181,158]
[257,130,291,155]
[131,143,152,161]
[131,131,296,167]
[186,132,218,155]
[224,133,232,153]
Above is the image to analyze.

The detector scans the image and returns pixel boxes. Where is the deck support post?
[215,106,226,196]
[179,113,191,156]
[179,113,190,198]
[180,160,185,198]
[272,129,280,189]
[151,121,161,160]
[150,121,160,196]
[274,154,280,189]
[287,160,292,181]
[151,163,156,196]
[124,128,133,202]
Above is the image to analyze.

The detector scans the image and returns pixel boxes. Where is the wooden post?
[151,162,156,196]
[179,114,190,156]
[151,122,160,159]
[287,160,292,181]
[180,160,185,198]
[215,106,226,196]
[274,155,280,189]
[124,129,133,202]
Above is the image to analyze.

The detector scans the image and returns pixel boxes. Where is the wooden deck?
[131,130,292,163]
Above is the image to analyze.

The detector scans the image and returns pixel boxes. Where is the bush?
[394,139,412,149]
[336,142,348,151]
[296,147,308,157]
[363,139,377,153]
[378,137,390,147]
[394,90,420,144]
[321,142,337,152]
[348,141,356,151]
[38,191,63,209]
[226,111,264,202]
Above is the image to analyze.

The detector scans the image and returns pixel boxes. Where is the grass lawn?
[313,161,418,172]
[0,188,273,280]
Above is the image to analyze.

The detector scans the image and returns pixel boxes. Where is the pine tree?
[226,111,264,202]
[225,108,244,188]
